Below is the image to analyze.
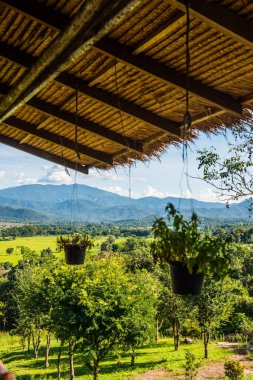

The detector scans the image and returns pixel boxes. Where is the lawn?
[0,334,233,380]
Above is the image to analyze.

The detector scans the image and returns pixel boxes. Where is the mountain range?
[0,184,251,223]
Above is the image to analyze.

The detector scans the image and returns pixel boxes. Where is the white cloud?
[89,169,127,182]
[142,186,174,198]
[38,165,74,185]
[14,172,37,185]
[140,186,196,199]
[198,188,221,203]
[102,185,130,197]
[0,170,5,177]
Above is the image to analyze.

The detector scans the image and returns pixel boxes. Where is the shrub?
[184,351,201,379]
[224,359,244,380]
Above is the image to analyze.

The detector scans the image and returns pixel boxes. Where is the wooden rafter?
[58,73,181,137]
[133,9,186,54]
[0,0,143,123]
[88,9,186,86]
[0,85,144,155]
[0,0,67,31]
[5,117,114,166]
[28,98,144,154]
[0,42,181,137]
[0,1,244,117]
[95,37,243,117]
[167,0,253,50]
[0,134,89,174]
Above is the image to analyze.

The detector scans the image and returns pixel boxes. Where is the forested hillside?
[0,184,251,222]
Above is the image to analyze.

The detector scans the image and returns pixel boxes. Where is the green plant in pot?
[57,233,94,265]
[150,203,232,295]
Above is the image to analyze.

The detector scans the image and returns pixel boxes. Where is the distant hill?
[0,205,51,223]
[0,184,251,223]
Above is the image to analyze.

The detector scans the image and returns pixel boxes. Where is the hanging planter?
[169,262,204,296]
[151,203,232,295]
[57,233,94,265]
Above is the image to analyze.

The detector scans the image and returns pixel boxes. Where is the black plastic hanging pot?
[169,262,204,295]
[64,245,85,265]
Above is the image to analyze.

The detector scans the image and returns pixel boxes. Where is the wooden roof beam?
[0,0,68,31]
[167,0,253,50]
[0,0,143,124]
[58,74,181,137]
[95,37,243,117]
[5,117,114,166]
[27,98,144,155]
[88,10,186,86]
[0,134,89,174]
[0,86,144,157]
[0,42,181,137]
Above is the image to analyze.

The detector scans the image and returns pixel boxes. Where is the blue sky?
[0,131,228,202]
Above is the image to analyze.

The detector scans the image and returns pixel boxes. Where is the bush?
[184,351,201,379]
[224,359,244,380]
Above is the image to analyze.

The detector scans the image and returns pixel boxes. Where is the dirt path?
[129,343,253,380]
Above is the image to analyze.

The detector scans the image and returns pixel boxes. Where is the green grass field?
[0,236,115,265]
[0,334,233,380]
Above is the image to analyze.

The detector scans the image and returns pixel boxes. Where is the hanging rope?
[70,85,82,226]
[75,85,81,161]
[178,1,194,213]
[182,0,192,139]
[128,161,132,198]
[114,59,130,151]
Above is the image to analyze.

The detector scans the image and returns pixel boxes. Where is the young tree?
[13,266,45,359]
[196,277,238,358]
[45,266,86,380]
[80,258,136,380]
[158,286,191,351]
[122,271,158,365]
[6,247,14,255]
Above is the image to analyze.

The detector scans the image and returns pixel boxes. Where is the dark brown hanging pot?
[169,262,204,296]
[64,245,85,265]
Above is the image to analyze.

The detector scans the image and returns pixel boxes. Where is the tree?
[6,247,14,255]
[40,247,53,259]
[45,265,86,380]
[196,277,238,358]
[122,271,158,365]
[100,236,115,252]
[158,285,191,351]
[80,258,136,380]
[13,266,45,359]
[197,123,253,205]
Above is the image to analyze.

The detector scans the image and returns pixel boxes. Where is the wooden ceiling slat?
[58,73,181,136]
[0,0,68,31]
[0,42,181,137]
[5,116,114,166]
[0,0,144,125]
[0,133,89,174]
[0,2,244,117]
[27,98,144,154]
[133,10,186,54]
[168,0,253,50]
[0,86,144,156]
[95,37,243,117]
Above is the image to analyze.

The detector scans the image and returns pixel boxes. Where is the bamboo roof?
[0,0,252,174]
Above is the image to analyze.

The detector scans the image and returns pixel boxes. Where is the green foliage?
[151,203,232,278]
[197,124,253,204]
[121,271,158,362]
[57,233,94,250]
[6,247,14,255]
[224,359,244,380]
[184,351,201,379]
